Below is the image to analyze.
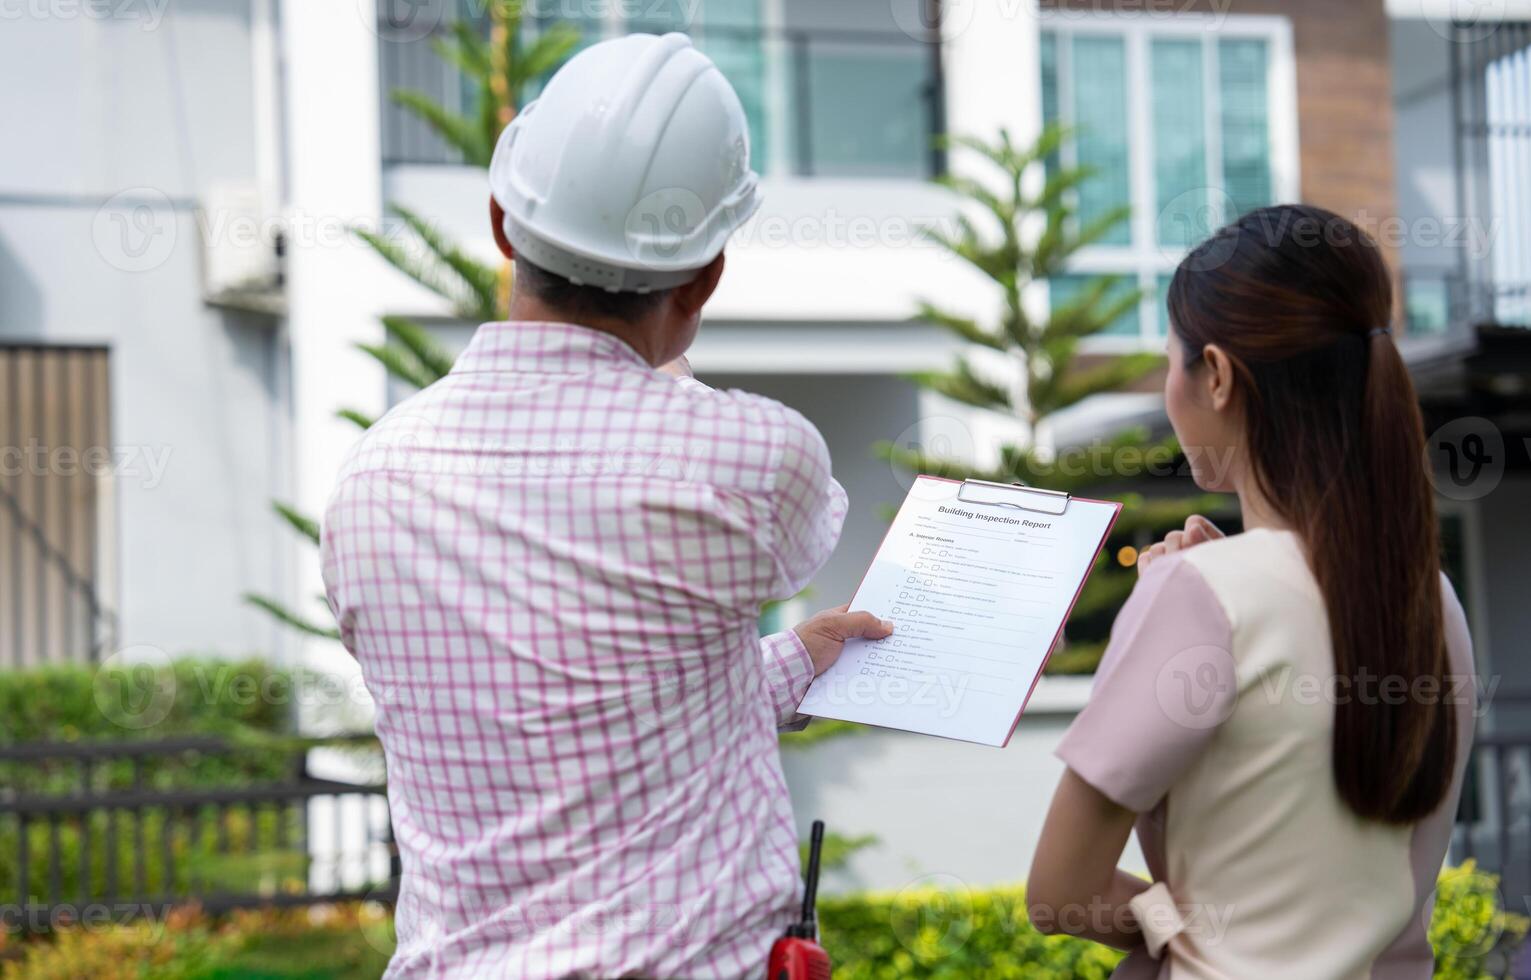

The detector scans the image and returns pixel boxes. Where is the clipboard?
[796,473,1120,746]
[956,478,1072,516]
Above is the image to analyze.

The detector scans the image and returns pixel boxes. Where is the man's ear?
[672,252,726,318]
[490,196,515,262]
[1201,343,1237,412]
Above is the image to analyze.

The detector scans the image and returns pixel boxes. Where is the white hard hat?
[489,32,761,293]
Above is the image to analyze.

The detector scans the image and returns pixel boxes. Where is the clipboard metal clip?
[956,478,1071,516]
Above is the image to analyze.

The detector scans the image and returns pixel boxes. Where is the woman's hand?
[1137,515,1223,574]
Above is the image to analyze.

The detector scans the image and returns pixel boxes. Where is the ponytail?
[1168,206,1456,824]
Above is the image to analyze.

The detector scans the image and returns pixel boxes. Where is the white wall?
[279,0,392,701]
[0,1,296,662]
[781,681,1146,895]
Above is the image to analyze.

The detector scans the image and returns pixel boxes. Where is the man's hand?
[792,603,895,676]
[1137,514,1223,574]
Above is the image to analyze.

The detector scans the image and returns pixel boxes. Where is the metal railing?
[378,20,945,179]
[0,735,395,932]
[1456,719,1531,924]
[1449,20,1531,329]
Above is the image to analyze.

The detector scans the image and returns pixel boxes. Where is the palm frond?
[391,205,501,321]
[242,593,340,641]
[904,358,1012,412]
[336,407,377,430]
[383,315,458,381]
[272,501,319,546]
[915,301,1008,351]
[390,89,490,164]
[356,342,437,392]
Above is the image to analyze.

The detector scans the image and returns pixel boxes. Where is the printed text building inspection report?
[797,476,1120,746]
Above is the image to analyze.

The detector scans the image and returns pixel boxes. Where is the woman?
[1027,205,1475,978]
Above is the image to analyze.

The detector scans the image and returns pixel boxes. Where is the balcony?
[1449,19,1531,330]
[377,13,944,181]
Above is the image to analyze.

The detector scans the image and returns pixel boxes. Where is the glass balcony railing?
[378,19,943,181]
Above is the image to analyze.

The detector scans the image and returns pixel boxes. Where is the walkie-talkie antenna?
[794,819,826,939]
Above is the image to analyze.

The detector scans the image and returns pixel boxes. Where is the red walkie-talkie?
[766,819,831,980]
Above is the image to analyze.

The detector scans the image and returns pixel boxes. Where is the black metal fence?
[1457,729,1531,910]
[0,734,395,933]
[1450,19,1531,329]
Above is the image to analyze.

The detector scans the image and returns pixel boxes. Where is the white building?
[2,0,1529,900]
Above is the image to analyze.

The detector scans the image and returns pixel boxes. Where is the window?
[0,345,115,667]
[1040,15,1296,346]
[527,1,936,178]
[524,0,772,163]
[380,1,939,178]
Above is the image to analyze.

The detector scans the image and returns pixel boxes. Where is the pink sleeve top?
[1056,528,1476,979]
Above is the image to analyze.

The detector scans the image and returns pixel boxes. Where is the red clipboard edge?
[794,474,1122,748]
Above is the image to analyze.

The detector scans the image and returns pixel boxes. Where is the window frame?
[1037,10,1300,351]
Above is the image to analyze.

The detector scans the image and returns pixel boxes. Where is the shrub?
[1,867,1523,978]
[821,883,1123,979]
[0,904,392,980]
[0,657,291,745]
[1432,861,1530,980]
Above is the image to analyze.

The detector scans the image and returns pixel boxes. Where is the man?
[321,33,890,978]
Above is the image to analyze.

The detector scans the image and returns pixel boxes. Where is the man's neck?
[506,295,662,366]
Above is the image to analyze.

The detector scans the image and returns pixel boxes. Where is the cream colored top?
[1057,529,1475,979]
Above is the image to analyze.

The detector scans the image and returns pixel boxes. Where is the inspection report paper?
[797,475,1121,746]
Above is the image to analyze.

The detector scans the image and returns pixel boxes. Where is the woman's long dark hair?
[1167,204,1455,825]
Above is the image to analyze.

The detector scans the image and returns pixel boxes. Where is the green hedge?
[821,865,1528,979]
[3,866,1524,979]
[0,657,298,791]
[821,883,1122,979]
[0,657,291,745]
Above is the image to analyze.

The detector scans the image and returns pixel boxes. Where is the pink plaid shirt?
[320,321,847,978]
